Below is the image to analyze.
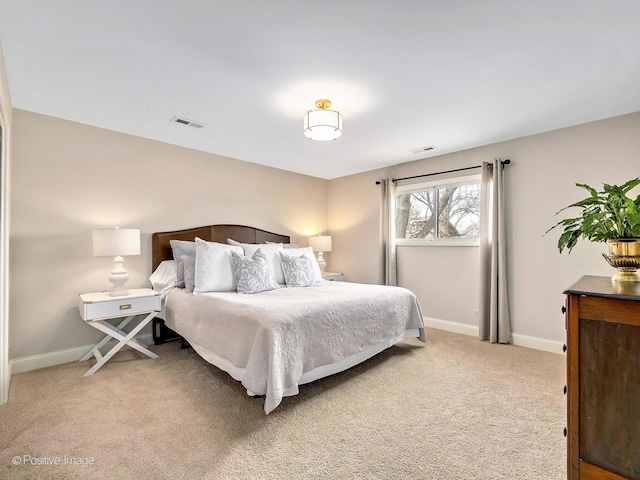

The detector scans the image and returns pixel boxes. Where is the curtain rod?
[375,159,511,185]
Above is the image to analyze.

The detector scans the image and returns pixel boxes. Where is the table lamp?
[92,227,141,296]
[308,235,332,273]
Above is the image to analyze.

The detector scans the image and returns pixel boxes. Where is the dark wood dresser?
[564,276,640,480]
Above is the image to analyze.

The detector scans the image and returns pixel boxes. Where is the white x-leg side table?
[79,288,161,377]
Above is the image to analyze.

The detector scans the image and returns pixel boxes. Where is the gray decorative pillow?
[238,242,285,285]
[181,254,196,293]
[279,247,322,283]
[231,248,279,294]
[170,239,196,288]
[278,251,319,287]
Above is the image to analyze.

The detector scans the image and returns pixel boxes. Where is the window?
[395,175,481,245]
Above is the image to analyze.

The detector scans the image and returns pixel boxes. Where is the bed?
[151,224,426,413]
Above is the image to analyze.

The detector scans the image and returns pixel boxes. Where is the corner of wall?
[0,36,13,405]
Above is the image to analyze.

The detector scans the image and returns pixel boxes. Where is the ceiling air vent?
[410,145,436,154]
[171,116,205,129]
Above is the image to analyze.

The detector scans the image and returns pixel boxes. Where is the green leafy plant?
[546,177,640,253]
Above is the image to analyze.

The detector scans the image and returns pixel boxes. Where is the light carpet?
[0,328,566,479]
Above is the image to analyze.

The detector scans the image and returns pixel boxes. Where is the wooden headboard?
[151,224,291,271]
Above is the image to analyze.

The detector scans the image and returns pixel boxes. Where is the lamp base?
[108,256,130,296]
[109,286,130,297]
[316,251,327,274]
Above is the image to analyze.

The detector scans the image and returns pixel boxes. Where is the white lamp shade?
[309,235,332,252]
[92,228,141,257]
[303,109,342,141]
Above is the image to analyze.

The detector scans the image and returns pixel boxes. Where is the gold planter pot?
[602,238,640,282]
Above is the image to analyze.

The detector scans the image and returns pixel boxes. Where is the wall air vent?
[410,145,436,154]
[171,116,205,129]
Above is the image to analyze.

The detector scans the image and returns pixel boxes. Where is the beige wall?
[9,110,328,359]
[329,112,640,345]
[8,106,640,361]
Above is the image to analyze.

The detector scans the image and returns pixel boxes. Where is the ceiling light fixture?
[303,99,342,141]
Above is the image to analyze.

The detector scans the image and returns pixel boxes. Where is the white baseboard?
[510,333,565,354]
[424,317,479,337]
[10,333,154,375]
[424,317,564,354]
[10,318,565,375]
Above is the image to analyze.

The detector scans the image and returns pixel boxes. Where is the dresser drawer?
[79,289,161,321]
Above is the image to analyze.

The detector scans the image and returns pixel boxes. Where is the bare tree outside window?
[395,181,481,241]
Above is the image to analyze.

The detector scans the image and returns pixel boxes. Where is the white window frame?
[395,174,481,247]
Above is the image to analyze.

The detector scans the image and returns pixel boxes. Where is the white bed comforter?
[165,281,425,413]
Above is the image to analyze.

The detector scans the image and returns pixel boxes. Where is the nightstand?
[322,272,344,281]
[79,288,161,376]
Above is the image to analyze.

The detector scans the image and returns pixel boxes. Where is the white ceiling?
[1,1,639,180]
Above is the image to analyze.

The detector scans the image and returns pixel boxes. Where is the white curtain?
[479,159,512,343]
[380,178,397,286]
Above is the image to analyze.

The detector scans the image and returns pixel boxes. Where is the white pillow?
[149,260,177,297]
[279,247,322,284]
[266,240,300,249]
[193,238,244,293]
[237,242,286,285]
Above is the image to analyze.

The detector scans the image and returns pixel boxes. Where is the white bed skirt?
[189,328,423,399]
